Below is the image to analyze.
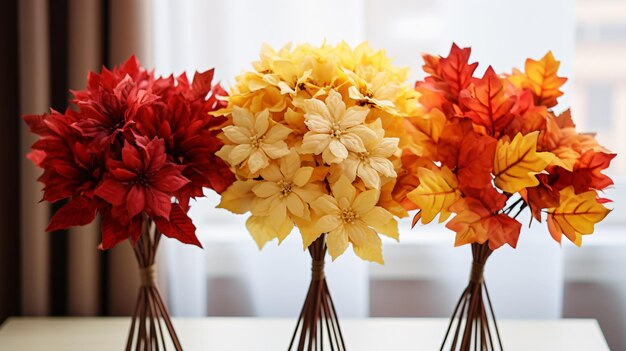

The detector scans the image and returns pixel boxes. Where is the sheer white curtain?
[150,2,626,349]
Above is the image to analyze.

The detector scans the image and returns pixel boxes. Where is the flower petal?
[362,207,398,240]
[264,123,292,143]
[304,114,332,133]
[301,133,331,154]
[303,97,331,121]
[314,214,342,234]
[373,137,399,158]
[261,141,290,159]
[348,125,378,148]
[357,163,381,189]
[127,185,146,218]
[352,189,380,214]
[280,151,301,178]
[122,142,143,171]
[232,106,254,130]
[326,227,349,261]
[340,106,369,129]
[223,125,252,144]
[259,163,282,182]
[325,90,346,122]
[246,215,275,249]
[255,110,270,135]
[329,139,348,160]
[95,179,129,206]
[331,176,356,203]
[145,187,172,219]
[229,144,252,166]
[340,133,366,153]
[292,167,314,187]
[252,181,281,198]
[352,228,384,264]
[247,149,269,174]
[369,157,396,178]
[311,195,339,215]
[286,193,306,218]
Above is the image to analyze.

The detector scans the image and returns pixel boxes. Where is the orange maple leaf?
[446,198,489,247]
[460,66,515,136]
[482,214,522,250]
[525,52,568,108]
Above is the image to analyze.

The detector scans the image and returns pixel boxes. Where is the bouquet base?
[126,217,182,351]
[441,243,503,351]
[288,234,346,351]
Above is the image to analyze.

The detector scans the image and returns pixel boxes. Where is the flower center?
[357,151,370,162]
[277,179,293,197]
[249,134,264,149]
[340,208,358,223]
[330,122,343,138]
[134,173,148,186]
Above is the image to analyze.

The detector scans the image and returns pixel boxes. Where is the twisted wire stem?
[126,215,182,351]
[288,234,346,351]
[440,243,503,351]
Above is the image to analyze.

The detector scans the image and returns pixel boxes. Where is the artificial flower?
[216,42,416,263]
[300,89,376,164]
[310,176,398,263]
[24,56,232,249]
[406,44,614,249]
[217,107,292,174]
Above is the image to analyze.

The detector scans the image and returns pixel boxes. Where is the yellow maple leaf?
[493,131,554,193]
[525,52,568,108]
[407,166,460,224]
[547,187,610,246]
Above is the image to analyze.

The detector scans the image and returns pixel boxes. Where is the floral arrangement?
[24,56,233,349]
[215,42,423,350]
[24,56,233,249]
[401,44,614,249]
[217,42,422,263]
[401,43,615,350]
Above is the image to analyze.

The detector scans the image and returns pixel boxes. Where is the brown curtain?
[0,0,153,322]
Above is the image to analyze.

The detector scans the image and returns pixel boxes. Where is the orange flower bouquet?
[215,42,419,350]
[401,44,615,350]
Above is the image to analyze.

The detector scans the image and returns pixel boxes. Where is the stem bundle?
[288,234,346,351]
[126,216,182,351]
[440,243,503,351]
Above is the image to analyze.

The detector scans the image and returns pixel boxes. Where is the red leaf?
[95,179,129,206]
[191,69,215,100]
[482,214,522,250]
[457,131,497,190]
[439,44,478,101]
[576,150,616,191]
[46,196,97,232]
[460,66,515,136]
[154,204,202,247]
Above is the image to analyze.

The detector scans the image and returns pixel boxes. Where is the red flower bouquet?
[24,56,233,350]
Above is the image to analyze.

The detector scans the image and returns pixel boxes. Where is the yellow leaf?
[547,187,610,246]
[525,52,568,107]
[494,131,554,193]
[407,166,460,224]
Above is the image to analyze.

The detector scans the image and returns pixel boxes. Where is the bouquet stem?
[288,234,346,351]
[440,243,503,351]
[126,216,182,351]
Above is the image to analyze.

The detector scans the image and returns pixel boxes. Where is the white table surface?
[0,317,610,351]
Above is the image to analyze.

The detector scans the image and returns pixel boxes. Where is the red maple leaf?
[460,66,515,136]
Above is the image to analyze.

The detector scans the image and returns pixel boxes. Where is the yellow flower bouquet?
[216,42,419,350]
